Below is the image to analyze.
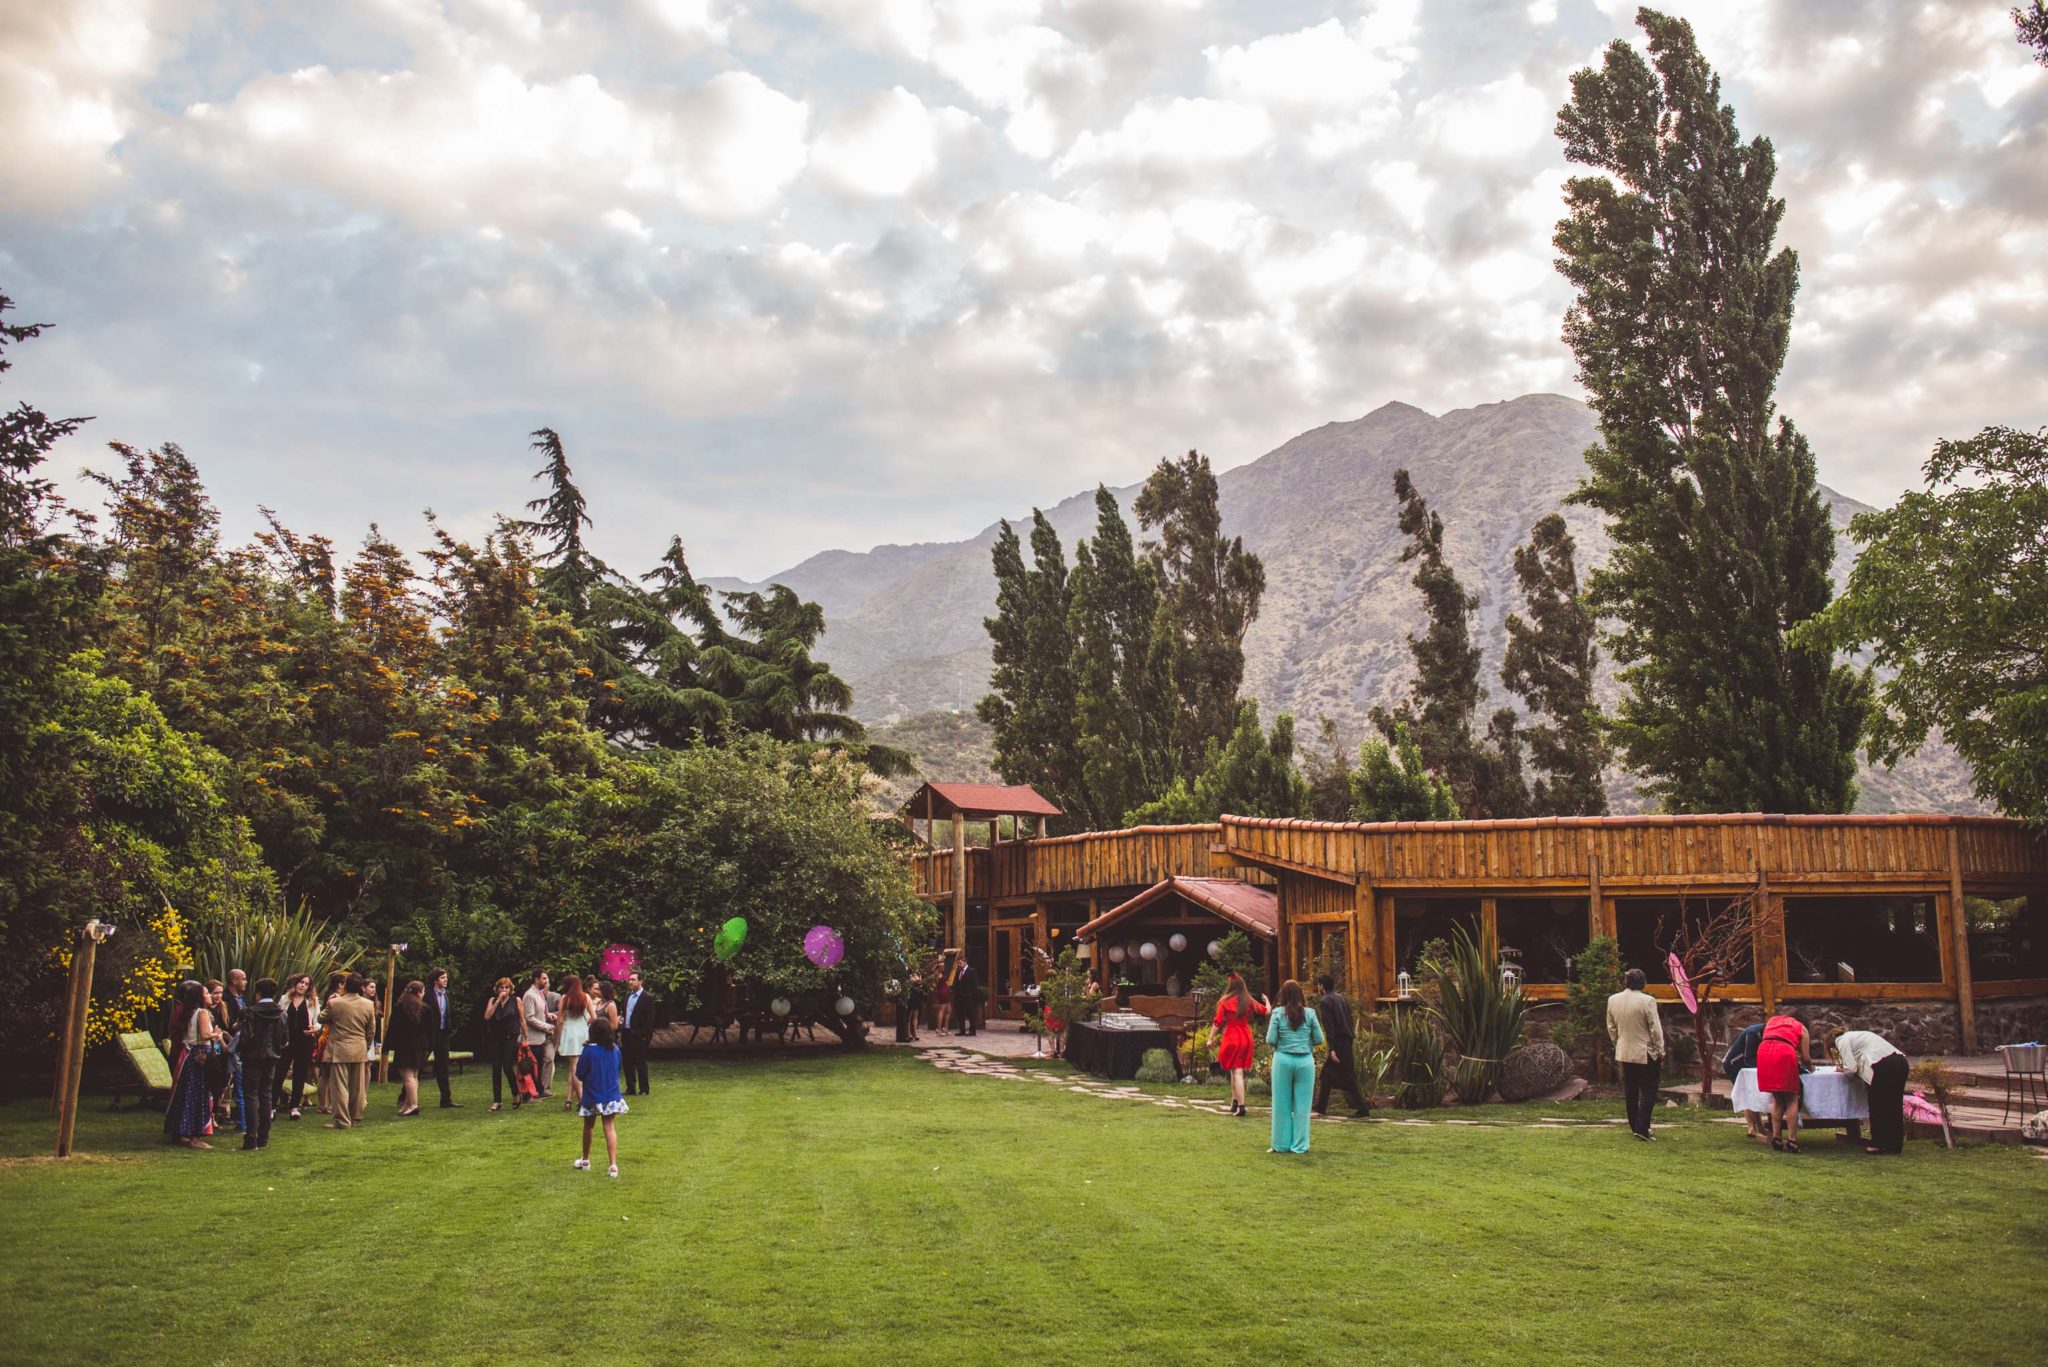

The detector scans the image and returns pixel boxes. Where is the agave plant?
[191,899,364,988]
[1390,1005,1445,1109]
[1429,925,1527,1105]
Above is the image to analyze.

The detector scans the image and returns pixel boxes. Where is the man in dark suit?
[427,967,461,1108]
[620,972,658,1095]
[1313,973,1371,1117]
[952,959,980,1037]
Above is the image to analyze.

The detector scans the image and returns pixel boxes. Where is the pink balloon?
[600,943,639,982]
[803,925,845,968]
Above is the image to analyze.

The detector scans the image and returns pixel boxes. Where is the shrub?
[1134,1048,1178,1084]
[1498,1042,1572,1102]
[1430,926,1527,1104]
[1667,1025,1699,1070]
[1563,935,1621,1070]
[1190,929,1256,1004]
[1390,1006,1445,1109]
[1549,1019,1585,1064]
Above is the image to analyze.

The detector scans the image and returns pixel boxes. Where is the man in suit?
[952,958,980,1037]
[1607,968,1666,1141]
[1312,973,1372,1117]
[222,968,249,1132]
[541,982,563,1098]
[427,967,461,1108]
[620,972,657,1095]
[238,978,288,1150]
[320,974,377,1128]
[520,971,555,1098]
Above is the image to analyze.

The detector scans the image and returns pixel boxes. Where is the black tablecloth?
[1064,1020,1179,1080]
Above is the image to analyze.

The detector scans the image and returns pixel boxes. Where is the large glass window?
[1782,895,1941,983]
[1968,892,2048,981]
[1293,923,1350,990]
[1496,898,1590,984]
[1613,896,1752,982]
[1394,896,1481,976]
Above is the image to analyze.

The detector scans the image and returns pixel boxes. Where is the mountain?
[718,393,1983,816]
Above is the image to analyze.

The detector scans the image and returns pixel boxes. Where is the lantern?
[1168,933,1187,953]
[1206,940,1223,960]
[834,995,856,1017]
[1138,941,1158,961]
[1500,965,1520,993]
[770,996,792,1017]
[1396,970,1413,999]
[1107,944,1126,964]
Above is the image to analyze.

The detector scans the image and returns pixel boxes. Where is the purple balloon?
[803,925,845,968]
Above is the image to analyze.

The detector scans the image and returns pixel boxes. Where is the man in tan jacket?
[321,975,377,1128]
[1607,968,1665,1141]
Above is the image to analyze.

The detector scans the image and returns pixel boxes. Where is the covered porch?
[1077,876,1279,1023]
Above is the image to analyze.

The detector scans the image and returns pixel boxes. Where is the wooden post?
[1947,826,1978,1053]
[50,938,88,1113]
[376,946,399,1082]
[1754,869,1779,1015]
[1354,876,1380,1001]
[1587,853,1603,941]
[55,925,102,1159]
[952,812,967,950]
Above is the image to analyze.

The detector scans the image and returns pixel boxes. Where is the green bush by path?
[2,1052,2044,1367]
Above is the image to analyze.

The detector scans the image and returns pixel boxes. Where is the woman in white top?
[1828,1027,1909,1154]
[555,974,593,1111]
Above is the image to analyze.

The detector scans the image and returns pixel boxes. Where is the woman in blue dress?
[164,981,221,1149]
[1265,979,1325,1154]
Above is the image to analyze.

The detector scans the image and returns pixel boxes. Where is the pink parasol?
[1667,952,1698,1013]
[803,924,845,968]
[1902,1092,1944,1124]
[599,943,639,982]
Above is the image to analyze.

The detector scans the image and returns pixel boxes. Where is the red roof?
[900,782,1062,819]
[1079,877,1278,941]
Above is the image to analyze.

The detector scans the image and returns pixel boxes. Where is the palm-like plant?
[191,898,363,988]
[1429,925,1527,1104]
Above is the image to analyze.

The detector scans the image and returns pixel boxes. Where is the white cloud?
[0,0,167,211]
[1054,97,1272,177]
[811,87,945,198]
[1416,73,1551,159]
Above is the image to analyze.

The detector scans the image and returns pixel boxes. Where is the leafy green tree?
[977,511,1091,828]
[1502,514,1609,815]
[1300,717,1357,822]
[1555,8,1867,813]
[1125,699,1307,825]
[1135,450,1266,775]
[2017,2,2048,61]
[1070,487,1178,825]
[1370,469,1527,817]
[1795,427,2048,829]
[1350,720,1459,822]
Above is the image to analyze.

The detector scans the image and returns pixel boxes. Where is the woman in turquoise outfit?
[1265,979,1324,1153]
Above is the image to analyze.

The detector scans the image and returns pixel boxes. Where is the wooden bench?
[112,1030,175,1109]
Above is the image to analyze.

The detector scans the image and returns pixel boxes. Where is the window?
[1393,896,1481,975]
[1293,923,1349,989]
[1968,892,2048,981]
[1613,896,1752,982]
[1495,898,1590,984]
[1782,895,1941,983]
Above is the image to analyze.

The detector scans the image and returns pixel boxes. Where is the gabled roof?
[899,782,1062,821]
[1078,876,1279,942]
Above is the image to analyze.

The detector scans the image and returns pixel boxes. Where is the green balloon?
[714,916,749,961]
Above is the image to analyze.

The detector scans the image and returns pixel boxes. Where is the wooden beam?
[1355,875,1380,1001]
[952,815,967,950]
[54,926,98,1159]
[1947,826,1977,1053]
[1587,852,1602,942]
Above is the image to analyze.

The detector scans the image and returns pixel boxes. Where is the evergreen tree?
[1135,450,1266,774]
[1350,720,1460,822]
[1556,8,1866,813]
[1125,699,1308,825]
[1070,488,1177,825]
[2017,1,2048,61]
[1300,717,1356,822]
[1370,468,1527,818]
[516,427,614,617]
[1501,514,1609,815]
[977,510,1090,828]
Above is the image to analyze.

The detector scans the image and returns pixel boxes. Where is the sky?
[2,0,2043,582]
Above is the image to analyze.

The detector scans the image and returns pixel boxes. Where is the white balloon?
[1168,933,1188,953]
[1206,940,1223,959]
[1107,944,1126,963]
[770,996,791,1017]
[1138,941,1158,961]
[834,995,856,1017]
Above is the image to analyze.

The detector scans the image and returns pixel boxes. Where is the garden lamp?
[1396,970,1412,999]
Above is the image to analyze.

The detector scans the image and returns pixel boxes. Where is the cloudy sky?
[3,0,2042,580]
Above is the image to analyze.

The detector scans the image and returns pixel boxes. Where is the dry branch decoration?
[1655,889,1781,1105]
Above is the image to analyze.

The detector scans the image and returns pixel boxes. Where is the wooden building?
[909,811,2048,1051]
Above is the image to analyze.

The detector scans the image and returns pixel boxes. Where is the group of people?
[1208,972,1369,1154]
[1607,969,1913,1153]
[890,949,982,1042]
[162,966,665,1175]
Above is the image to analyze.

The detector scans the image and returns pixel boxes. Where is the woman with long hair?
[164,981,220,1149]
[1265,980,1325,1154]
[1211,971,1271,1117]
[935,950,957,1035]
[555,974,592,1111]
[482,976,523,1112]
[386,979,430,1116]
[280,973,319,1119]
[590,980,621,1037]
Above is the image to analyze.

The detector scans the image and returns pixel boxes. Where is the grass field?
[2,1049,2044,1366]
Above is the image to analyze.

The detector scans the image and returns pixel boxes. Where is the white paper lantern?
[1107,944,1126,963]
[884,979,902,998]
[834,994,856,1017]
[1138,941,1159,962]
[1168,933,1188,953]
[770,996,792,1017]
[1206,940,1223,959]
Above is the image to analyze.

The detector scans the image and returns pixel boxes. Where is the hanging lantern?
[770,996,792,1017]
[1206,940,1223,960]
[834,995,856,1017]
[1396,970,1413,999]
[1138,941,1159,962]
[1107,944,1126,964]
[1168,933,1187,953]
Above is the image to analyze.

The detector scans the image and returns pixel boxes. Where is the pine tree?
[1556,8,1866,813]
[1124,699,1308,825]
[1370,469,1527,818]
[1300,717,1356,822]
[1350,720,1460,822]
[977,511,1090,828]
[516,427,613,617]
[1501,514,1609,815]
[1069,488,1177,825]
[2017,2,2048,62]
[1135,450,1265,774]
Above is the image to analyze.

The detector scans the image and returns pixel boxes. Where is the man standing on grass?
[239,979,287,1150]
[322,974,377,1128]
[1607,968,1665,1142]
[1312,974,1371,1118]
[620,972,656,1096]
[428,967,461,1108]
[522,971,555,1098]
[541,979,563,1098]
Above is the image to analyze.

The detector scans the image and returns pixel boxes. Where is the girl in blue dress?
[574,1018,628,1177]
[1265,980,1325,1154]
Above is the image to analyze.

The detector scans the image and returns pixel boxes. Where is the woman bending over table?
[1755,1011,1817,1153]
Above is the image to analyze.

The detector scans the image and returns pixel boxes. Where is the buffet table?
[1730,1066,1869,1121]
[1064,1018,1180,1080]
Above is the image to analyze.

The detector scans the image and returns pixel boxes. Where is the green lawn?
[3,1050,2044,1366]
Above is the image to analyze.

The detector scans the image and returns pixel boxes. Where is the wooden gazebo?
[899,782,1062,949]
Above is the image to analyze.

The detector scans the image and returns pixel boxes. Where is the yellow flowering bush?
[53,901,192,1048]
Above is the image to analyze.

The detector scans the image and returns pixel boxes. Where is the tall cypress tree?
[1135,450,1265,775]
[1556,8,1866,813]
[978,510,1090,828]
[1370,469,1527,818]
[517,427,612,617]
[1501,514,1609,815]
[1070,488,1177,825]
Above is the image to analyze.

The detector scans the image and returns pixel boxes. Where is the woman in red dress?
[1212,972,1271,1117]
[1755,1011,1816,1152]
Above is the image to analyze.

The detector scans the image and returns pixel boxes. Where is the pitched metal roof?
[1078,876,1279,941]
[899,782,1063,820]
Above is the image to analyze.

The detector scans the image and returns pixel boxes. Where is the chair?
[112,1031,175,1110]
[1997,1042,2046,1123]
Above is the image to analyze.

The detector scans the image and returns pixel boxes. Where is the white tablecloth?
[1730,1066,1868,1119]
